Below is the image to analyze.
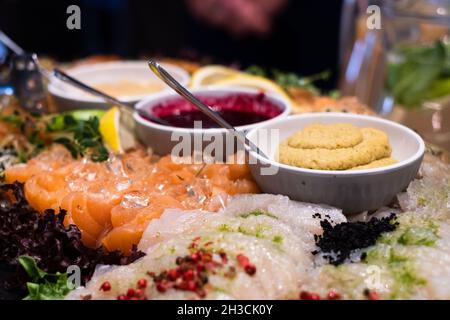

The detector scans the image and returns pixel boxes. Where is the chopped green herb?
[398,227,438,247]
[388,250,427,299]
[255,224,267,238]
[0,112,44,161]
[329,89,341,99]
[272,235,283,245]
[236,224,267,238]
[273,69,329,93]
[49,114,109,162]
[17,150,29,163]
[245,66,330,95]
[212,286,228,294]
[378,215,439,247]
[0,112,24,128]
[417,196,427,206]
[245,65,267,77]
[237,226,249,235]
[388,249,410,264]
[53,137,78,159]
[363,247,427,299]
[218,224,232,232]
[239,209,277,219]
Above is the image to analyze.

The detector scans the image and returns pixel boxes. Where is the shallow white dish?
[134,87,292,156]
[246,113,425,214]
[48,61,189,111]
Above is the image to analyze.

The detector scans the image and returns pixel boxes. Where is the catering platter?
[0,59,449,301]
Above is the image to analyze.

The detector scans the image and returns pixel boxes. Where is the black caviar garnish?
[313,213,398,265]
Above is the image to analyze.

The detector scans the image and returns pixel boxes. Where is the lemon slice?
[213,74,287,96]
[212,74,295,106]
[191,65,296,111]
[190,65,239,88]
[99,107,122,153]
[99,106,138,154]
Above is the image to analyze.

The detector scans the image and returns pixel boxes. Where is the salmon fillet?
[4,149,259,253]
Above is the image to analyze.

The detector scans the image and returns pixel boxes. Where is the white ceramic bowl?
[134,88,292,156]
[48,61,189,111]
[246,113,425,214]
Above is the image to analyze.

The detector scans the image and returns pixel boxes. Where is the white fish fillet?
[67,194,346,300]
[67,153,450,300]
[301,153,450,299]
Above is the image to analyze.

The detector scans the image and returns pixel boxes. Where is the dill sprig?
[47,114,109,162]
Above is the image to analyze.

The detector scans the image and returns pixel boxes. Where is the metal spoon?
[0,30,48,113]
[147,59,267,158]
[51,68,171,126]
[0,30,161,124]
[0,30,25,55]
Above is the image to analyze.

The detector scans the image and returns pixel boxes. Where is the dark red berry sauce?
[143,93,283,128]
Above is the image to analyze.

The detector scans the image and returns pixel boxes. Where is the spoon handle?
[53,68,134,112]
[52,68,172,126]
[148,60,266,157]
[0,29,25,55]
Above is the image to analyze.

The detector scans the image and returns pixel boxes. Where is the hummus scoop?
[278,123,395,171]
[246,113,425,214]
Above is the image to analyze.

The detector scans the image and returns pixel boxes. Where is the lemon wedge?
[212,74,294,108]
[191,65,296,111]
[214,74,289,97]
[191,65,287,97]
[99,106,122,153]
[99,106,138,154]
[190,65,239,88]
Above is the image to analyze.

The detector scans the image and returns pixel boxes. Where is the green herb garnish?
[272,235,283,245]
[245,66,330,95]
[363,247,427,299]
[239,209,278,219]
[18,256,73,300]
[387,40,450,108]
[236,224,267,238]
[48,114,109,162]
[398,227,438,247]
[245,65,267,77]
[218,224,232,232]
[0,112,24,128]
[329,89,342,99]
[272,69,330,93]
[0,112,44,161]
[417,196,427,206]
[0,109,109,162]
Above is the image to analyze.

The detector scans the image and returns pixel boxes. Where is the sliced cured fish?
[4,148,259,253]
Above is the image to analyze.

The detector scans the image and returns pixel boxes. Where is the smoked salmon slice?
[4,150,259,254]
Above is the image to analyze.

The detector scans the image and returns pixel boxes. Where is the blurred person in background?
[0,0,343,89]
[185,0,288,37]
